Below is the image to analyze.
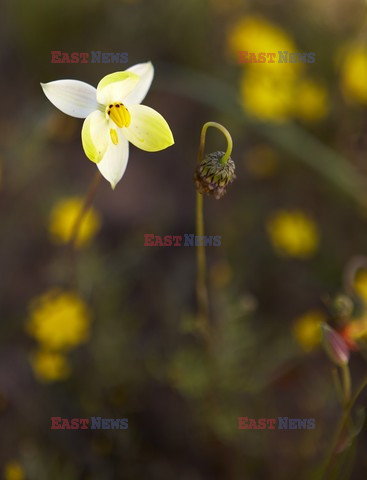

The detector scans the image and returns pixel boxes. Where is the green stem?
[196,190,209,335]
[318,374,367,479]
[341,364,351,407]
[195,122,233,337]
[198,122,233,166]
[67,170,102,286]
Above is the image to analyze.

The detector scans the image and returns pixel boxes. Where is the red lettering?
[155,236,164,246]
[257,418,266,429]
[70,418,79,429]
[164,235,172,246]
[267,418,276,429]
[144,234,155,246]
[70,52,79,63]
[238,417,248,429]
[79,53,89,63]
[51,51,61,63]
[79,418,90,429]
[249,52,257,63]
[172,235,182,246]
[62,418,71,429]
[51,417,62,429]
[238,51,248,63]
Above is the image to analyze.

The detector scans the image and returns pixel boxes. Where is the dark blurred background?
[1,0,367,478]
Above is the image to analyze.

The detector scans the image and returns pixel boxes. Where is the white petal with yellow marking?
[122,105,174,152]
[124,62,154,106]
[81,110,109,163]
[97,129,129,189]
[97,72,140,105]
[41,80,99,118]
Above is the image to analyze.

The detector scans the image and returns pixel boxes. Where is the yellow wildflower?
[4,461,25,480]
[31,350,71,382]
[49,196,101,248]
[353,268,367,302]
[340,46,367,104]
[295,79,328,121]
[27,289,91,351]
[293,310,326,352]
[228,15,298,76]
[343,317,367,341]
[267,210,319,259]
[240,70,295,122]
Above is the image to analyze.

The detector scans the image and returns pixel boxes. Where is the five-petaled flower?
[41,62,174,188]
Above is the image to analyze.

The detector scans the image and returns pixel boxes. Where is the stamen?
[106,102,131,128]
[110,129,119,145]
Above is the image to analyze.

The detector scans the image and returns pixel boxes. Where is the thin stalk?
[67,170,102,286]
[341,364,351,406]
[195,122,233,337]
[317,374,367,479]
[196,190,209,335]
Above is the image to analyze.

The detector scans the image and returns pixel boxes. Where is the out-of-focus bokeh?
[1,0,367,478]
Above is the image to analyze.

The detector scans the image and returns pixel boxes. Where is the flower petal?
[97,129,129,189]
[123,105,174,152]
[41,80,99,118]
[124,62,154,106]
[97,72,140,105]
[81,110,109,163]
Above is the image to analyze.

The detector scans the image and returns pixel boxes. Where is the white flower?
[41,62,174,188]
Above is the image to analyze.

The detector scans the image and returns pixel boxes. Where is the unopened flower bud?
[194,151,236,200]
[321,324,350,367]
[331,294,354,320]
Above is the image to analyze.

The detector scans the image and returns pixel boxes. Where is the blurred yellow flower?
[228,15,297,76]
[293,310,325,352]
[267,210,319,258]
[343,317,367,341]
[353,268,367,301]
[4,461,25,480]
[49,196,101,248]
[31,350,71,382]
[228,15,328,124]
[340,46,367,104]
[295,79,328,121]
[240,70,295,122]
[27,289,91,351]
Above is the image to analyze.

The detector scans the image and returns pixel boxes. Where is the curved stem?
[195,121,232,340]
[197,122,233,166]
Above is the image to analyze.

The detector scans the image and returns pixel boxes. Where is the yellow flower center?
[106,102,131,128]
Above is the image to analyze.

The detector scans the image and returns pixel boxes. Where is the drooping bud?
[321,324,350,367]
[194,151,236,200]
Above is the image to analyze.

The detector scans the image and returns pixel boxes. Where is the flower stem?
[67,170,102,286]
[196,190,209,336]
[198,122,233,166]
[341,364,351,406]
[317,373,367,479]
